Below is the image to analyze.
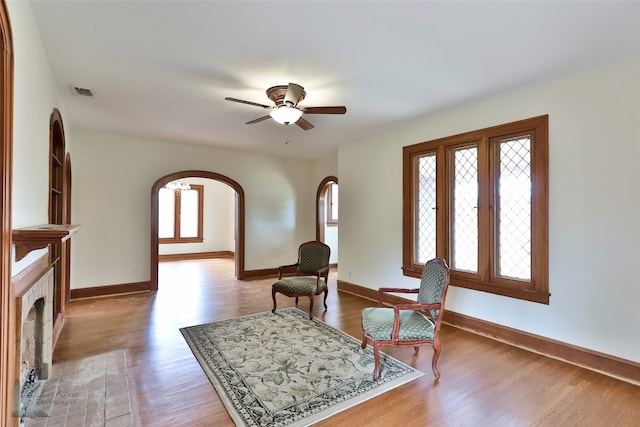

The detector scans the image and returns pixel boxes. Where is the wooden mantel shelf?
[12,224,80,261]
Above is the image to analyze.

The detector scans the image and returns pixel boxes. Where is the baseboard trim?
[70,281,152,300]
[158,251,234,262]
[338,279,410,305]
[243,268,279,280]
[337,279,640,385]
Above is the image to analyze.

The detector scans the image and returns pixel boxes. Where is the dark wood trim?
[315,176,337,242]
[69,281,152,301]
[402,115,549,304]
[52,313,64,351]
[63,153,72,303]
[242,268,279,280]
[444,311,640,384]
[151,171,246,290]
[11,254,49,297]
[158,251,234,262]
[337,280,640,384]
[49,108,67,341]
[337,280,412,306]
[0,1,14,423]
[11,224,79,262]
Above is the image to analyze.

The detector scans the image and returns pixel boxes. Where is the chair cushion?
[272,277,327,295]
[361,307,435,341]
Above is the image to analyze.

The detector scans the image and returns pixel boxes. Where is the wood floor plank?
[53,259,640,426]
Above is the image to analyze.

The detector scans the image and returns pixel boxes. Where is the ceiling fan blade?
[301,106,347,115]
[284,83,304,106]
[225,97,271,109]
[246,115,271,124]
[295,116,315,130]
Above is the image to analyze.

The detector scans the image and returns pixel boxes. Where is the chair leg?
[295,296,299,306]
[361,335,367,350]
[308,296,314,319]
[271,289,277,314]
[373,342,382,381]
[432,339,441,380]
[323,289,328,310]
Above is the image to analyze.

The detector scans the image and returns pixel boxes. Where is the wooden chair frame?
[361,258,450,380]
[271,241,330,319]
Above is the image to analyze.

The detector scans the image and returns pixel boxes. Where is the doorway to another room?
[150,171,245,290]
[316,176,338,268]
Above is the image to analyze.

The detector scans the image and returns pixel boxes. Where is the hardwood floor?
[53,259,640,426]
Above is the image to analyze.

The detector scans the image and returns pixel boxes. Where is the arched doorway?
[150,170,245,290]
[0,0,14,421]
[316,176,338,266]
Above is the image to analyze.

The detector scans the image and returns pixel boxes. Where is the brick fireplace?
[13,266,54,420]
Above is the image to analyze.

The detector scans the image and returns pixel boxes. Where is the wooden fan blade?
[301,106,347,115]
[284,83,304,106]
[246,115,271,124]
[225,97,271,109]
[295,116,315,130]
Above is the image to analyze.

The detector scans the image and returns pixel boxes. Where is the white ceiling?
[29,1,640,160]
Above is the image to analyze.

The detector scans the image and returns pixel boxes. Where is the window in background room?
[327,182,339,226]
[159,183,204,243]
[403,115,549,304]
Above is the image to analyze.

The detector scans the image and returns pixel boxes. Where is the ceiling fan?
[224,83,346,130]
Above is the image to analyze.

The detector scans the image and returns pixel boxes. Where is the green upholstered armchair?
[361,258,450,381]
[271,241,331,320]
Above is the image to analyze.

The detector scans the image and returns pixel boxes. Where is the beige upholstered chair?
[271,241,331,319]
[361,258,450,380]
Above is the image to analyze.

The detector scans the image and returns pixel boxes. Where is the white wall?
[339,56,640,363]
[8,1,70,275]
[11,0,638,366]
[69,130,315,288]
[158,177,235,255]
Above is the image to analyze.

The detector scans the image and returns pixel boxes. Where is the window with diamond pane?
[452,147,478,273]
[416,154,437,263]
[403,115,548,303]
[497,136,531,280]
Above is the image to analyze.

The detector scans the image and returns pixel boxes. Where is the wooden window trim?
[403,115,549,304]
[326,182,338,227]
[159,184,204,244]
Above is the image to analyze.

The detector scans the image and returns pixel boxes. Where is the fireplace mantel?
[12,224,80,261]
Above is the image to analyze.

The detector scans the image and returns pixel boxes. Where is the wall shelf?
[12,224,80,261]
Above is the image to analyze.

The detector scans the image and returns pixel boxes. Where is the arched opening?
[150,170,245,290]
[0,0,14,421]
[316,176,338,266]
[49,109,68,340]
[0,1,15,418]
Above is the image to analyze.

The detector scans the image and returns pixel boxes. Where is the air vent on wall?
[69,85,94,97]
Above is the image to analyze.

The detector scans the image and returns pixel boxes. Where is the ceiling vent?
[69,85,94,97]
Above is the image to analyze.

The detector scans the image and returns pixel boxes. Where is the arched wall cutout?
[316,176,338,242]
[150,170,245,290]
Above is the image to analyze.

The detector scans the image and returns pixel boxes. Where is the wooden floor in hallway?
[53,258,640,426]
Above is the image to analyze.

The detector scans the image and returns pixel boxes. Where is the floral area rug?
[180,307,423,427]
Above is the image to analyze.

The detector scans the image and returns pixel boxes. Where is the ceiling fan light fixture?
[270,105,302,125]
